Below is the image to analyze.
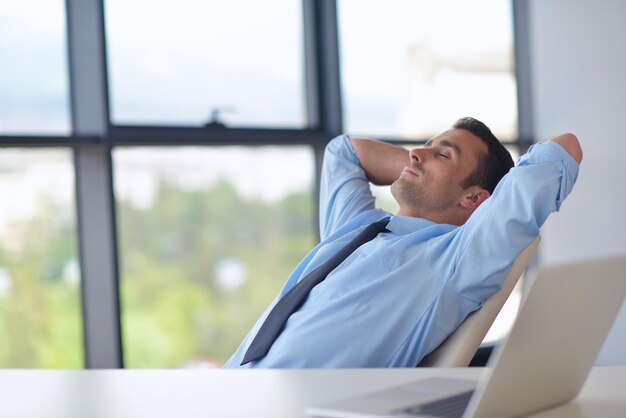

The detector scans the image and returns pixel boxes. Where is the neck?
[395,207,467,226]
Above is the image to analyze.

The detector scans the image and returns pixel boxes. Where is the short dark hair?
[454,117,514,193]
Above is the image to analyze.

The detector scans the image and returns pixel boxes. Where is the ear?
[458,187,491,210]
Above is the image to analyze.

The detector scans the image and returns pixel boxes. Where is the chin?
[390,180,403,202]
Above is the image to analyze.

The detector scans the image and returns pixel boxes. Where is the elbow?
[555,133,583,164]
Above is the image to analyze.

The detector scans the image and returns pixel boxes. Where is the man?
[225,117,582,368]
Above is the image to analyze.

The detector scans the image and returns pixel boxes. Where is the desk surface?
[1,366,625,418]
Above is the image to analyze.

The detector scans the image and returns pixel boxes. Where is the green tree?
[0,195,82,368]
[118,177,314,367]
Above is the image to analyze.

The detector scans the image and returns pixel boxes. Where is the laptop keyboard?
[400,390,474,417]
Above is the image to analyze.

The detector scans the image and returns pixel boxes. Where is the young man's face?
[390,128,488,225]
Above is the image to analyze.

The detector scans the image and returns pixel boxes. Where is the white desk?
[1,366,625,417]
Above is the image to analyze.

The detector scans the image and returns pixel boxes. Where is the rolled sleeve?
[428,140,580,303]
[518,141,580,211]
[319,135,376,240]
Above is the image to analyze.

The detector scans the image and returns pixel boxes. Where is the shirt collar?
[386,215,456,235]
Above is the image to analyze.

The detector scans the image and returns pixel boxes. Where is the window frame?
[0,0,532,368]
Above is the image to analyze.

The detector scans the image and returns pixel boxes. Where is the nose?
[409,147,427,163]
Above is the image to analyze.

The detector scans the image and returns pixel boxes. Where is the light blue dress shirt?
[224,135,579,368]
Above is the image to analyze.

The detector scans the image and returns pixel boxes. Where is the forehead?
[429,129,488,159]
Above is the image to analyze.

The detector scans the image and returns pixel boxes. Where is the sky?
[0,0,516,232]
[0,0,520,343]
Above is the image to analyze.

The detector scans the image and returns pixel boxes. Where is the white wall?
[529,0,626,364]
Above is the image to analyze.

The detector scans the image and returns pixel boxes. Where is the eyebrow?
[425,139,462,156]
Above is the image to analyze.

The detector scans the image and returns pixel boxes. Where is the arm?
[350,138,409,185]
[541,133,583,164]
[319,136,378,240]
[430,138,580,303]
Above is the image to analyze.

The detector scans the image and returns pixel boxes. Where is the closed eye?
[438,153,450,159]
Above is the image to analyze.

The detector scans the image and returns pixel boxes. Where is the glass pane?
[105,0,306,128]
[0,1,70,135]
[114,146,315,367]
[339,0,517,140]
[0,149,82,368]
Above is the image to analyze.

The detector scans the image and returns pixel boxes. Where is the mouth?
[402,166,419,177]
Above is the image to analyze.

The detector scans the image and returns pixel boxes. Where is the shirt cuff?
[518,141,580,211]
[326,134,360,165]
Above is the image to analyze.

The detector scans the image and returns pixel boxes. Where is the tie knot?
[372,217,391,233]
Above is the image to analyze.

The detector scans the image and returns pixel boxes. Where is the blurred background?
[0,0,624,369]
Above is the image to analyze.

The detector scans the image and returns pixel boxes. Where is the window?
[114,146,315,367]
[2,0,527,368]
[0,0,70,135]
[0,149,82,368]
[104,0,306,129]
[338,0,517,140]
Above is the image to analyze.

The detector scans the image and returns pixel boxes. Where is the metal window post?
[66,0,122,368]
[304,0,343,241]
[513,0,534,146]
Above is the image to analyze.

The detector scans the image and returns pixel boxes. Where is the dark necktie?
[241,217,390,365]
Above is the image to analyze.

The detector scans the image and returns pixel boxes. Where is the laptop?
[308,254,626,418]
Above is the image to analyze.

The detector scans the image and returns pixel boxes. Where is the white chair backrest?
[417,236,541,367]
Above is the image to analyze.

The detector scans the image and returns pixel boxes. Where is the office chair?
[417,236,541,367]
